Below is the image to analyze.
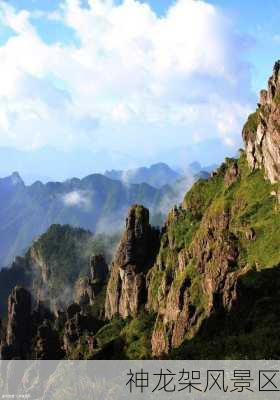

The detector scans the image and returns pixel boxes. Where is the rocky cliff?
[143,61,280,357]
[105,205,159,319]
[243,61,280,186]
[0,224,111,316]
[74,254,108,309]
[1,287,32,359]
[146,145,280,356]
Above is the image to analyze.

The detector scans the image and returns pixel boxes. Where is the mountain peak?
[243,60,280,185]
[0,171,25,188]
[10,172,24,186]
[150,162,171,170]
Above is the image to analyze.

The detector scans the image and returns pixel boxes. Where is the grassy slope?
[170,153,280,359]
[88,151,280,360]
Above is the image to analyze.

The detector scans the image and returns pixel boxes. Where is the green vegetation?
[73,311,156,360]
[168,210,200,250]
[172,266,280,359]
[94,317,125,348]
[0,224,119,317]
[32,224,92,291]
[94,311,155,359]
[183,172,224,219]
[31,225,120,295]
[243,110,260,137]
[121,311,156,359]
[273,90,280,105]
[186,152,280,269]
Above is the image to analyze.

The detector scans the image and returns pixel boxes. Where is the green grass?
[168,210,200,250]
[243,110,260,138]
[227,157,280,268]
[183,174,224,219]
[121,311,156,359]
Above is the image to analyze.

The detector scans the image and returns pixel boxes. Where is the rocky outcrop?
[1,286,32,359]
[147,198,243,356]
[90,254,109,282]
[63,303,102,355]
[224,160,239,188]
[105,205,159,319]
[146,151,268,356]
[35,321,64,359]
[243,60,280,184]
[74,278,94,307]
[74,255,108,307]
[29,246,50,285]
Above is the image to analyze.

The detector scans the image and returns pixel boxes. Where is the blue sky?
[0,0,279,181]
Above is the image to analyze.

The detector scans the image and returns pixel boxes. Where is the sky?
[0,0,279,181]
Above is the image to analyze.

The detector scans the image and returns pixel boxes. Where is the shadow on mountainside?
[171,265,280,359]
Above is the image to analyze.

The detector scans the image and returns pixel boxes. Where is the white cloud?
[0,0,254,160]
[62,190,92,209]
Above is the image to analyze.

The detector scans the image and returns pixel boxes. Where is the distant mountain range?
[0,163,212,266]
[0,144,223,185]
[105,161,217,187]
[0,162,212,266]
[105,162,180,188]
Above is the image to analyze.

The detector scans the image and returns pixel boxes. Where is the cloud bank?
[62,190,92,209]
[0,0,255,166]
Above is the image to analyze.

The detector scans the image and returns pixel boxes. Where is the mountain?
[105,162,213,188]
[0,147,216,185]
[1,61,280,360]
[0,171,184,266]
[187,161,218,175]
[105,162,181,188]
[0,224,117,318]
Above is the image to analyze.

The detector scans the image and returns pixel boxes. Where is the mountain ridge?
[0,169,182,266]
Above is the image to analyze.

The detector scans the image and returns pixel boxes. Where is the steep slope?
[243,60,280,185]
[145,61,280,357]
[147,154,280,356]
[102,60,280,359]
[105,205,159,319]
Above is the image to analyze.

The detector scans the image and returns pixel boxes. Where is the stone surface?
[90,255,109,283]
[224,161,238,188]
[74,254,108,308]
[105,205,159,319]
[63,303,102,355]
[2,286,32,359]
[147,205,242,356]
[243,60,280,184]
